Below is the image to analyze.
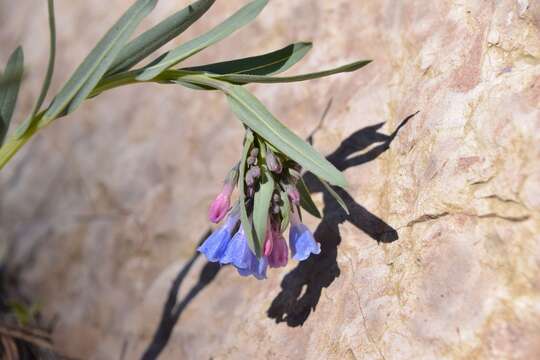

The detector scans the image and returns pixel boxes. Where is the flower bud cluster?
[199,134,321,280]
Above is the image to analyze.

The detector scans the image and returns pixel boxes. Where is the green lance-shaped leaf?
[15,0,57,139]
[32,0,56,118]
[212,59,371,84]
[226,84,347,187]
[297,177,321,219]
[177,74,347,187]
[280,188,291,232]
[0,47,24,145]
[137,0,268,81]
[252,166,274,255]
[173,79,213,91]
[169,42,312,92]
[238,130,260,257]
[0,114,5,147]
[183,42,312,76]
[108,0,216,75]
[317,176,349,215]
[37,0,158,128]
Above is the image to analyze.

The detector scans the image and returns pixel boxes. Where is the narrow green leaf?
[225,84,347,187]
[108,0,216,75]
[0,113,6,146]
[317,176,349,215]
[137,0,268,81]
[15,0,55,138]
[212,59,371,84]
[297,177,321,219]
[280,189,291,232]
[38,0,158,128]
[173,79,214,91]
[32,0,57,122]
[183,42,312,76]
[0,47,24,144]
[9,301,32,326]
[252,166,274,255]
[238,130,259,256]
[0,69,23,87]
[64,0,159,116]
[176,74,347,187]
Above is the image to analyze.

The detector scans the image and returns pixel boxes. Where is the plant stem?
[0,70,196,170]
[0,126,36,170]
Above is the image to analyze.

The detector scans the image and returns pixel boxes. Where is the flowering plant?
[199,125,355,279]
[0,0,370,279]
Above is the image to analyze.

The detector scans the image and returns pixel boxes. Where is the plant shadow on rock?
[140,230,220,360]
[139,111,419,359]
[267,111,418,327]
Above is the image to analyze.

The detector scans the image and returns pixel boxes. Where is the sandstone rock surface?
[1,0,539,359]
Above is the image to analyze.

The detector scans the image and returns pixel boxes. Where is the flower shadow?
[267,111,418,327]
[141,230,220,360]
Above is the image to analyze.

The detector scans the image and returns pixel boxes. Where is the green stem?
[89,69,144,97]
[0,125,37,169]
[89,69,196,97]
[31,0,56,119]
[0,70,198,170]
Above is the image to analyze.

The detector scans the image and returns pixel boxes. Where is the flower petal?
[268,232,288,268]
[220,228,251,269]
[237,256,267,280]
[289,223,321,261]
[198,228,232,262]
[208,183,233,223]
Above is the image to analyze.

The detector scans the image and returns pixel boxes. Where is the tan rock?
[1,0,539,359]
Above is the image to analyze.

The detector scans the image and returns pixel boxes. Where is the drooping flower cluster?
[198,134,321,280]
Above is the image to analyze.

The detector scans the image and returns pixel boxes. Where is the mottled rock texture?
[1,0,540,359]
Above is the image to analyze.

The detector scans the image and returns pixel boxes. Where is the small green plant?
[7,301,41,327]
[0,0,371,279]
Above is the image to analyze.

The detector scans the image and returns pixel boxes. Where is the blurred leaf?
[252,165,274,256]
[317,176,349,215]
[108,0,216,75]
[137,0,268,81]
[297,177,321,218]
[238,130,260,256]
[11,303,30,325]
[33,0,56,117]
[8,302,31,326]
[183,42,312,75]
[280,188,291,232]
[38,0,158,128]
[0,70,25,87]
[212,59,371,84]
[0,114,5,147]
[0,47,24,145]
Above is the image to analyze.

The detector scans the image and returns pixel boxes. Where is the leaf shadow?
[267,110,418,327]
[140,230,220,360]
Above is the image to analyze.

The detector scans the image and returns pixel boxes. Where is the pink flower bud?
[286,184,300,205]
[265,149,282,173]
[263,217,273,256]
[208,183,234,223]
[264,233,273,257]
